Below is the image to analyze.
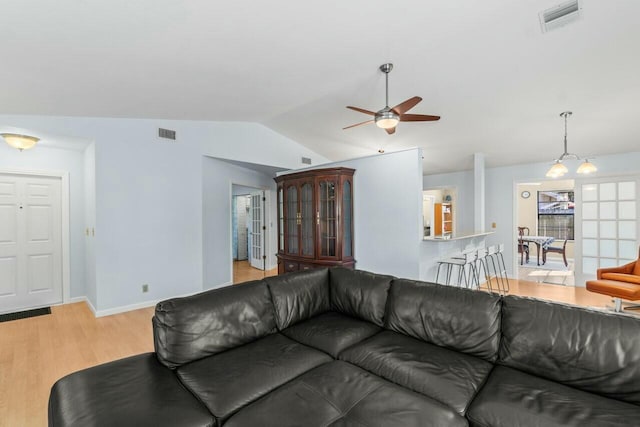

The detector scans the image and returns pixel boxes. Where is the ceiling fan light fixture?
[375,111,399,129]
[577,159,597,174]
[1,133,40,151]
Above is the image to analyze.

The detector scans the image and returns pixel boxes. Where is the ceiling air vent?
[540,0,581,33]
[301,157,312,165]
[158,128,177,140]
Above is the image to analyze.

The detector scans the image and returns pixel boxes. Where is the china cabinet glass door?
[343,180,352,257]
[319,179,337,258]
[285,184,299,255]
[300,182,314,256]
[278,187,284,251]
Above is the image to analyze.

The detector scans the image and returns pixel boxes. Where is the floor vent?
[158,128,177,140]
[0,307,51,323]
[540,0,581,33]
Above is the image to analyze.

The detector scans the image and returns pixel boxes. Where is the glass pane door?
[301,182,314,256]
[319,179,337,257]
[278,188,284,252]
[343,180,352,257]
[285,184,299,255]
[576,177,639,282]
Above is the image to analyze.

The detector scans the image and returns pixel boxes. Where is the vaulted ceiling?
[2,1,639,173]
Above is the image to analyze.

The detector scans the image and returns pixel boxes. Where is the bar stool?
[473,247,492,292]
[496,244,510,293]
[484,245,504,294]
[435,251,478,288]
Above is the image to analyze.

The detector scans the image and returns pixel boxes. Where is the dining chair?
[543,239,568,267]
[517,228,530,265]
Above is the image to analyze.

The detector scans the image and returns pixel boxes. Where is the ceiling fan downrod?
[380,63,393,108]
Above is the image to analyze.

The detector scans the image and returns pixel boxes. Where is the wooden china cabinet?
[275,167,355,274]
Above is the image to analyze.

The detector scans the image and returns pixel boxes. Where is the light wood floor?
[233,260,277,283]
[0,271,633,427]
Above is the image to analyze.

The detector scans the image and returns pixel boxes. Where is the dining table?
[520,235,555,266]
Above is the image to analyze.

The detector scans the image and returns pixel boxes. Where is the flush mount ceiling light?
[1,133,40,151]
[545,112,597,178]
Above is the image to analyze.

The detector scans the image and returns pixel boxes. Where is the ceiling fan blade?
[385,127,396,135]
[391,96,422,115]
[346,106,376,116]
[400,113,441,122]
[343,119,374,130]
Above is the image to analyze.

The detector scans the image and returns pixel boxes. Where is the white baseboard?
[93,299,159,318]
[59,283,237,318]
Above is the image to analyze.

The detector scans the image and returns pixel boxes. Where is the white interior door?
[0,174,62,313]
[575,176,639,286]
[249,190,265,270]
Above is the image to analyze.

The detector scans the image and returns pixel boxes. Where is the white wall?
[203,157,278,288]
[282,148,424,279]
[0,115,328,314]
[0,141,87,300]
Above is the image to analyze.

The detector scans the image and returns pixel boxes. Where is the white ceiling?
[2,1,639,174]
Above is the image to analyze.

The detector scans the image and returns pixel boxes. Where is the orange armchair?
[586,248,640,312]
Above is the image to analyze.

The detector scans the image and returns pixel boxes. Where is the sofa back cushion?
[385,279,502,361]
[500,295,640,405]
[329,268,393,326]
[153,280,277,368]
[265,268,330,330]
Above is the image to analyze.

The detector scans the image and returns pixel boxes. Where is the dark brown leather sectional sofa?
[49,268,640,426]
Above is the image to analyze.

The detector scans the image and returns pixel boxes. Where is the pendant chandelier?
[545,111,597,178]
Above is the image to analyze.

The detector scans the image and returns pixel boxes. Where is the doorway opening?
[423,187,457,238]
[231,184,277,284]
[515,179,575,286]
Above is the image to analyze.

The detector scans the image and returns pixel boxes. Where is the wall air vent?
[301,157,312,165]
[158,128,177,140]
[540,0,581,33]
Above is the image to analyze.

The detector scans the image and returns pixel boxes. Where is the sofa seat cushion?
[225,361,467,427]
[282,311,380,357]
[176,333,332,422]
[339,330,492,415]
[49,353,215,427]
[467,366,640,427]
[601,272,640,285]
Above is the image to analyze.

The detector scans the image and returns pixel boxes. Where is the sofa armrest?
[49,353,215,427]
[597,261,636,279]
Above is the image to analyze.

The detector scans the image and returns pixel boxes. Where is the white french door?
[249,190,265,270]
[0,174,62,313]
[575,176,639,286]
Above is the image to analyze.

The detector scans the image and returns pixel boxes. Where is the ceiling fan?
[343,63,440,135]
